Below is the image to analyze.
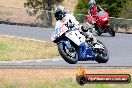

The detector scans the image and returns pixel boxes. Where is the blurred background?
[0,0,131,33]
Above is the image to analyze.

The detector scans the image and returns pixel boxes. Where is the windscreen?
[97,11,107,17]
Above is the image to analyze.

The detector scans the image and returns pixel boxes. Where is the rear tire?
[95,40,109,63]
[58,42,78,64]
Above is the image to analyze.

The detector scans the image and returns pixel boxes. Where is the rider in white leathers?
[54,6,99,48]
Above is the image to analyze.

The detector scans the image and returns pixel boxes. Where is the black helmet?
[54,6,66,21]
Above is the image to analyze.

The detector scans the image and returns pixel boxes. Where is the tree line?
[74,0,131,18]
[24,0,132,19]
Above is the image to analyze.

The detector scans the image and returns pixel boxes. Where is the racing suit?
[88,0,103,25]
[55,13,97,44]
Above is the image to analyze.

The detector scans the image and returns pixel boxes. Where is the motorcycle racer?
[88,0,103,15]
[88,0,104,24]
[87,0,115,36]
[54,6,100,49]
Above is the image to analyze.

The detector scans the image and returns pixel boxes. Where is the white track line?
[0,59,61,63]
[36,60,43,63]
[0,35,46,43]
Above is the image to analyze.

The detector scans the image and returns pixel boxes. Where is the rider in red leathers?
[88,0,104,24]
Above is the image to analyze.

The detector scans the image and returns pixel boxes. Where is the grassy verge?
[0,68,131,88]
[0,36,60,61]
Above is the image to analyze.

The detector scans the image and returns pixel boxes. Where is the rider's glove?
[81,26,88,32]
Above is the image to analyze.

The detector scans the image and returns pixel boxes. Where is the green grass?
[0,36,60,61]
[0,78,131,88]
[0,68,131,88]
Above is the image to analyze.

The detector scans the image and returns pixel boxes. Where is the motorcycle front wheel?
[95,26,102,36]
[58,42,78,64]
[95,40,109,63]
[107,25,115,37]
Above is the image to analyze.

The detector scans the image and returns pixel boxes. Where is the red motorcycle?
[86,6,115,36]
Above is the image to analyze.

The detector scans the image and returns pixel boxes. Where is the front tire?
[58,42,78,64]
[95,26,102,36]
[97,31,102,36]
[95,40,109,63]
[107,26,115,37]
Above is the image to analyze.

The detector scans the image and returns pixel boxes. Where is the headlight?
[103,17,108,21]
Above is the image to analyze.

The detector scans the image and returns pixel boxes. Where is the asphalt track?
[0,24,132,68]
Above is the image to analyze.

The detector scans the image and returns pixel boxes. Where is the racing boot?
[80,26,102,49]
[81,28,102,49]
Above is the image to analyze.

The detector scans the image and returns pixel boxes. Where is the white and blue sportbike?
[51,25,109,64]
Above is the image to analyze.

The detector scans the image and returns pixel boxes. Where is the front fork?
[95,21,110,33]
[60,38,72,49]
[78,43,97,61]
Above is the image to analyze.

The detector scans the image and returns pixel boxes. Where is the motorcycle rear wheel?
[58,42,78,64]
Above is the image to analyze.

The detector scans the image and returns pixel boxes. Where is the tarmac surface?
[0,24,132,68]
